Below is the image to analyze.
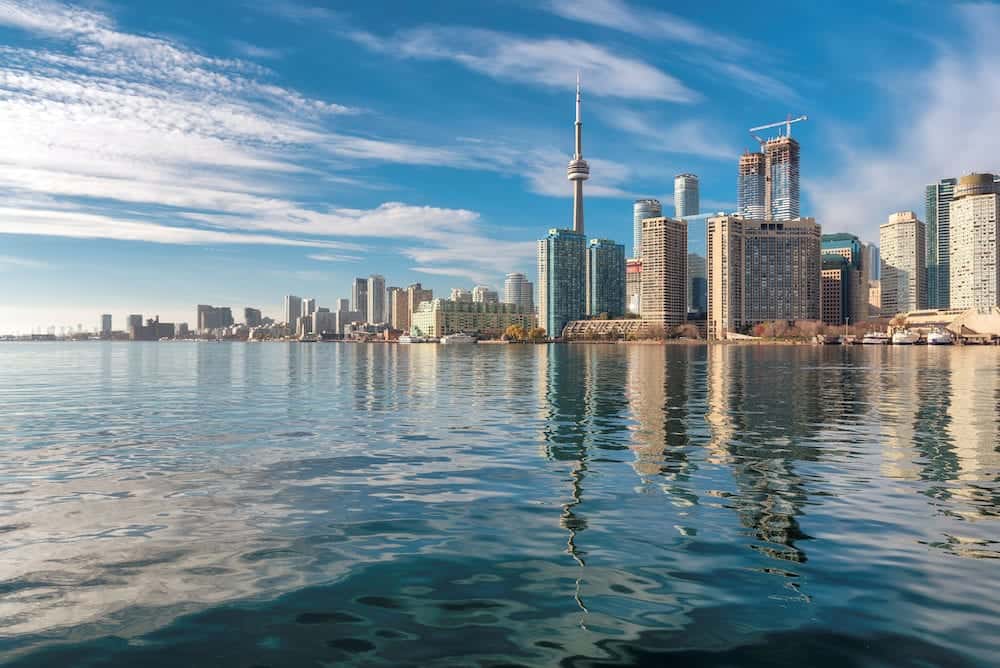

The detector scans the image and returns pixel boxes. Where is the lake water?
[0,342,998,667]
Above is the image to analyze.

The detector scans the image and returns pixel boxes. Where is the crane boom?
[749,114,808,138]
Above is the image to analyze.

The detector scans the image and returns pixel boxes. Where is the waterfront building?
[197,304,234,332]
[282,295,302,327]
[100,314,112,337]
[366,274,386,323]
[926,177,958,308]
[567,76,589,235]
[949,173,1000,311]
[821,254,850,326]
[674,174,700,219]
[336,298,350,313]
[737,152,766,218]
[244,307,262,328]
[632,199,662,259]
[388,286,409,331]
[131,316,174,341]
[880,211,927,316]
[687,253,707,315]
[503,273,534,311]
[407,284,433,322]
[626,259,642,315]
[351,279,368,322]
[177,322,189,337]
[301,298,316,320]
[537,228,586,338]
[472,286,499,304]
[640,217,688,330]
[707,216,821,339]
[411,299,535,338]
[311,308,336,336]
[586,238,626,317]
[450,288,472,302]
[822,233,869,324]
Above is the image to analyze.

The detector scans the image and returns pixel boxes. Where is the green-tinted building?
[926,177,957,309]
[586,238,626,317]
[538,228,586,338]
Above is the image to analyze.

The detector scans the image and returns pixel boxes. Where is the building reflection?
[947,350,1000,513]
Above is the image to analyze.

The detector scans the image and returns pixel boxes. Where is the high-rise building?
[198,304,234,332]
[567,76,589,235]
[764,137,800,221]
[366,274,386,323]
[949,173,1000,311]
[503,273,534,311]
[450,288,472,302]
[282,295,302,326]
[822,233,868,324]
[632,199,662,259]
[351,279,368,322]
[388,287,409,331]
[880,211,927,316]
[301,298,316,319]
[737,152,766,219]
[707,216,821,339]
[869,280,881,317]
[471,286,499,304]
[244,307,262,327]
[127,314,143,337]
[926,177,958,309]
[336,298,350,313]
[626,259,642,315]
[640,217,687,330]
[586,238,626,317]
[821,254,850,326]
[537,228,586,338]
[407,284,433,319]
[866,244,881,280]
[674,174,700,219]
[100,314,112,337]
[687,253,707,315]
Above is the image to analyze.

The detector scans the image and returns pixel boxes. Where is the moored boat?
[440,332,476,344]
[862,332,890,345]
[926,329,953,345]
[398,334,428,344]
[891,329,919,345]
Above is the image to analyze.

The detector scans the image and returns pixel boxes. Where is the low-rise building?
[411,299,535,338]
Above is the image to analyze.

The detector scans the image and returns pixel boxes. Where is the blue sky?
[2,0,999,332]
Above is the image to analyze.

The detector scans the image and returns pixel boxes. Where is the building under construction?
[738,116,805,222]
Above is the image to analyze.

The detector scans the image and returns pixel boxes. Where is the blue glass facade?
[587,239,626,317]
[538,229,586,338]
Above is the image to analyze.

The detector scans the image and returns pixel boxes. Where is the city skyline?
[3,1,1000,332]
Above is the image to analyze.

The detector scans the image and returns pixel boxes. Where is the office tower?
[198,305,233,331]
[949,173,1000,311]
[626,258,642,314]
[707,216,821,339]
[177,322,189,337]
[687,253,707,315]
[450,288,472,302]
[301,298,316,319]
[351,279,368,322]
[244,307,262,328]
[738,151,766,218]
[503,273,534,311]
[100,314,112,337]
[366,274,386,323]
[674,174,700,218]
[866,244,881,280]
[926,177,958,308]
[639,217,687,330]
[472,286,499,304]
[586,238,626,317]
[869,280,881,317]
[537,228,586,338]
[822,233,868,324]
[880,211,927,316]
[411,300,535,338]
[821,255,850,326]
[388,287,409,331]
[282,295,302,326]
[632,199,662,259]
[764,136,800,220]
[567,76,590,234]
[127,314,143,336]
[407,284,433,320]
[311,308,335,336]
[336,298,350,313]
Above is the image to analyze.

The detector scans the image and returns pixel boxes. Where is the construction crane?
[749,114,808,142]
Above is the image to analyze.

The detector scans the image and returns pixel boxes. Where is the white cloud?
[351,26,698,102]
[601,108,736,160]
[307,253,362,263]
[0,254,48,269]
[808,3,1000,242]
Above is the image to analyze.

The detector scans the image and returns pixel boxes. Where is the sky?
[2,0,1000,333]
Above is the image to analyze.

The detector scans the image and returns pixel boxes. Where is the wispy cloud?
[307,253,362,263]
[350,26,698,102]
[0,254,48,270]
[600,108,737,160]
[228,40,287,61]
[808,3,1000,241]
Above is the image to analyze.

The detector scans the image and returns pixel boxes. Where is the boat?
[926,329,954,345]
[439,332,477,344]
[861,332,890,345]
[891,329,919,345]
[398,334,428,344]
[298,335,318,343]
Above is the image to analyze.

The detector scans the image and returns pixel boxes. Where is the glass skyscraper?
[632,199,661,259]
[537,228,586,338]
[586,238,626,317]
[674,174,700,219]
[925,177,957,309]
[738,137,800,221]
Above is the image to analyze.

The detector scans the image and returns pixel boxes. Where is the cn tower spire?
[567,72,590,235]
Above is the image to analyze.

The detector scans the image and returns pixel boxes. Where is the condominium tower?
[949,173,1000,311]
[100,314,112,336]
[737,138,800,221]
[821,233,869,324]
[640,217,688,330]
[737,152,766,219]
[472,286,499,304]
[351,279,368,323]
[503,273,534,311]
[674,174,700,219]
[367,274,386,323]
[632,199,662,259]
[925,177,958,309]
[537,228,586,338]
[879,211,926,316]
[283,295,302,326]
[586,238,626,317]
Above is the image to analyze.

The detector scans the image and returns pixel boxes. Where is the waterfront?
[0,342,998,666]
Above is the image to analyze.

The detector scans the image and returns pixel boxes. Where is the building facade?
[821,254,850,326]
[949,173,1000,311]
[737,152,766,219]
[707,216,822,339]
[406,284,433,327]
[880,211,927,316]
[586,238,626,317]
[537,228,586,338]
[674,174,700,219]
[100,314,112,337]
[282,295,301,327]
[632,199,662,260]
[244,307,262,327]
[449,288,472,302]
[197,304,234,332]
[471,286,499,304]
[411,300,535,338]
[822,233,869,324]
[764,136,800,221]
[503,273,534,311]
[626,258,642,315]
[687,253,707,315]
[388,287,409,331]
[351,279,368,323]
[926,177,958,309]
[366,274,386,323]
[640,217,688,330]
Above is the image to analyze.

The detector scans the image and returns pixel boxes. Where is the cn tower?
[566,74,590,235]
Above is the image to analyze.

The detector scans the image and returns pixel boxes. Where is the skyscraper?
[244,307,262,327]
[926,177,958,309]
[586,238,626,317]
[301,298,316,319]
[707,216,821,339]
[126,314,143,337]
[632,199,662,259]
[640,217,687,330]
[764,136,800,221]
[822,233,868,324]
[198,304,233,331]
[821,254,850,326]
[282,295,302,326]
[365,275,385,323]
[407,284,433,319]
[949,173,1000,311]
[567,75,589,235]
[537,228,586,338]
[626,259,642,315]
[100,314,112,337]
[503,273,534,311]
[687,253,707,315]
[880,211,926,316]
[674,174,700,218]
[472,286,499,304]
[351,279,368,322]
[738,151,766,219]
[388,286,409,331]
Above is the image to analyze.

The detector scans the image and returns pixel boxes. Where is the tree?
[528,327,547,342]
[675,323,700,339]
[504,324,527,342]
